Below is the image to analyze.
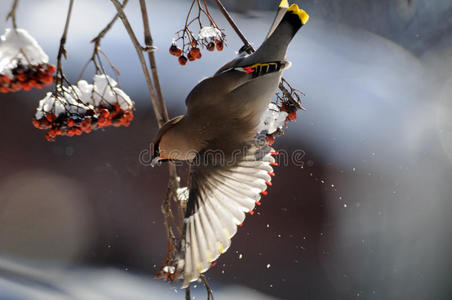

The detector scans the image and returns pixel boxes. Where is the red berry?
[190,47,201,59]
[46,64,57,74]
[41,74,53,84]
[215,40,224,51]
[206,42,215,51]
[178,55,188,65]
[67,118,75,127]
[0,75,11,84]
[287,111,297,121]
[100,108,110,118]
[67,128,75,137]
[265,135,275,146]
[190,40,198,47]
[187,52,196,61]
[46,113,56,122]
[81,118,91,129]
[16,73,27,82]
[32,119,40,129]
[45,132,54,141]
[48,129,57,138]
[169,44,182,57]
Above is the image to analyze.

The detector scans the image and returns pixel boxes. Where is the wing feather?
[180,141,276,287]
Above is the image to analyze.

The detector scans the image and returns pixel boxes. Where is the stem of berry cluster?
[6,0,19,30]
[212,0,253,52]
[54,0,74,89]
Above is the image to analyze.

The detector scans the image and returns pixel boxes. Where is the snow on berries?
[0,28,56,93]
[170,0,226,65]
[257,103,289,136]
[258,96,302,146]
[280,101,298,122]
[33,74,135,141]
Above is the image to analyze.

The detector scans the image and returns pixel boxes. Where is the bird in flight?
[151,0,309,287]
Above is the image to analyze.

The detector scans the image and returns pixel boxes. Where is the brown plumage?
[151,1,309,287]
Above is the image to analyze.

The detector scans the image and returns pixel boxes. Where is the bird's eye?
[153,142,160,158]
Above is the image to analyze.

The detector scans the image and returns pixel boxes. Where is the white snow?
[0,28,48,75]
[35,74,134,120]
[198,26,222,40]
[162,266,175,274]
[176,187,189,202]
[257,103,288,134]
[35,87,93,120]
[78,74,133,110]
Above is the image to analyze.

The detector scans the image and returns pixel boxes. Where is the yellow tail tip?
[279,0,289,8]
[288,3,310,25]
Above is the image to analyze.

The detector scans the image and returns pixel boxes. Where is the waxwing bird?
[151,1,309,287]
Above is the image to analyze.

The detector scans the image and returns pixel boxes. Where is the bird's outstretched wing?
[179,138,277,287]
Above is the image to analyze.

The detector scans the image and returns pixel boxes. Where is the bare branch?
[185,286,191,300]
[139,0,169,124]
[200,274,215,300]
[78,0,129,81]
[54,0,74,89]
[110,0,164,126]
[91,0,129,45]
[6,0,19,30]
[212,0,252,52]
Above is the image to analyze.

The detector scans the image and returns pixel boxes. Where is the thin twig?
[91,0,129,45]
[113,0,184,284]
[212,0,252,52]
[138,0,182,236]
[78,0,129,81]
[212,0,304,108]
[6,0,19,30]
[139,0,168,124]
[200,275,215,300]
[185,286,191,300]
[54,0,75,89]
[110,0,164,126]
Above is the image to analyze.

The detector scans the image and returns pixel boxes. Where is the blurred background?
[1,0,452,299]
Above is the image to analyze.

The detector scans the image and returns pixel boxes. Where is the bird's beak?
[150,154,161,167]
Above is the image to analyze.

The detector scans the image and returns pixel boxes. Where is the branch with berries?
[31,0,135,141]
[169,0,226,65]
[0,0,56,93]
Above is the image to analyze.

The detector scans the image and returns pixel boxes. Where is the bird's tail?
[251,1,309,63]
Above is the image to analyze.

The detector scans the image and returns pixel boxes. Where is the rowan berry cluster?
[170,26,226,65]
[280,101,298,122]
[0,29,55,92]
[33,75,135,141]
[0,63,55,92]
[258,101,300,146]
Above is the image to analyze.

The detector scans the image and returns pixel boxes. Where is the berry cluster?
[33,75,135,141]
[170,26,226,66]
[0,63,55,93]
[258,101,300,146]
[280,101,298,122]
[0,28,54,93]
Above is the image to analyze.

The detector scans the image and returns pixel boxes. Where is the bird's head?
[151,115,194,166]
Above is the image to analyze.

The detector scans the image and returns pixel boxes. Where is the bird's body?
[152,1,309,287]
